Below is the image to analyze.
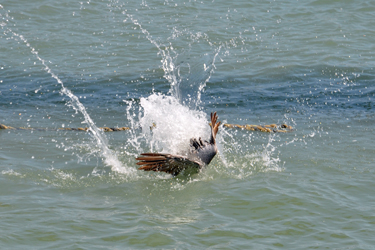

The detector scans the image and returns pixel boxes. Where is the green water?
[1,0,375,249]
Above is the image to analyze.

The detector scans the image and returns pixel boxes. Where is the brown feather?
[136,156,166,161]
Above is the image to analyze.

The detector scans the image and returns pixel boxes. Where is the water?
[1,0,375,248]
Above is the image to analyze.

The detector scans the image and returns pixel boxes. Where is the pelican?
[136,112,221,176]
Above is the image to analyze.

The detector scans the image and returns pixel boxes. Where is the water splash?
[120,10,286,179]
[120,11,224,156]
[138,93,209,155]
[124,12,222,109]
[1,4,287,182]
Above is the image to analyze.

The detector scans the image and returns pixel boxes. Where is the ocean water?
[1,0,375,249]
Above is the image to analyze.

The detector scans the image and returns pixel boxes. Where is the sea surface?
[1,0,375,249]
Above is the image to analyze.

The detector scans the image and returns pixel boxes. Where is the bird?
[136,112,221,176]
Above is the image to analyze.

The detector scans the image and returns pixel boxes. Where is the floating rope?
[223,123,293,133]
[0,123,292,133]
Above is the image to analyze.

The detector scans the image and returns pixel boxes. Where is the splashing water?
[1,4,284,180]
[125,12,222,109]
[123,12,222,149]
[139,93,209,155]
[121,10,284,178]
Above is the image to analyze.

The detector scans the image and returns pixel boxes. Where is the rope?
[0,123,292,133]
[223,123,293,133]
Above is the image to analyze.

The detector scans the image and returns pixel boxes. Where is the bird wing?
[136,153,203,176]
[209,112,221,144]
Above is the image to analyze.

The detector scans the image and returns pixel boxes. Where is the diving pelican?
[136,112,221,176]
